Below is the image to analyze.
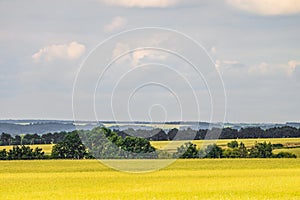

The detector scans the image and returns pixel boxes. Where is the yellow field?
[151,138,300,152]
[0,144,54,155]
[273,148,300,158]
[1,159,300,199]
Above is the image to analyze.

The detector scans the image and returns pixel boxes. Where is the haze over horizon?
[1,0,300,123]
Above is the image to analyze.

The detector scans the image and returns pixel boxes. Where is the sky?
[0,0,300,123]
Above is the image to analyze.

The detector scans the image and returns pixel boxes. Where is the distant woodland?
[1,126,300,146]
[0,127,297,160]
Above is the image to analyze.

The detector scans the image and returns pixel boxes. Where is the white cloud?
[32,41,86,62]
[111,34,168,66]
[222,60,240,65]
[104,16,127,33]
[211,46,217,54]
[217,59,300,76]
[248,62,273,75]
[112,43,167,66]
[112,42,131,64]
[215,59,221,68]
[248,61,300,76]
[288,60,300,74]
[227,0,300,15]
[215,59,241,69]
[100,0,182,8]
[131,50,166,66]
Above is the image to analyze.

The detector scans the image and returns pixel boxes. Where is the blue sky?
[0,0,300,123]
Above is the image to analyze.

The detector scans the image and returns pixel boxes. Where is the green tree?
[238,142,248,158]
[0,149,7,160]
[224,141,248,158]
[121,136,157,158]
[223,148,240,158]
[274,152,297,158]
[80,127,157,159]
[33,147,45,159]
[227,140,238,148]
[0,133,13,145]
[174,142,199,158]
[51,131,88,159]
[6,145,45,160]
[249,142,273,158]
[7,146,22,160]
[205,144,223,158]
[80,127,123,159]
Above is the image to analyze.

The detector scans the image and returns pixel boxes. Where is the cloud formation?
[112,43,167,66]
[211,46,217,55]
[104,16,127,32]
[288,60,300,74]
[131,50,167,66]
[217,59,300,76]
[100,0,181,8]
[32,41,86,62]
[215,59,242,69]
[1,0,299,122]
[227,0,300,15]
[247,61,300,76]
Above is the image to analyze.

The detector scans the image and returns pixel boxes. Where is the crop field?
[151,138,300,153]
[152,138,300,157]
[1,138,300,156]
[1,159,300,200]
[0,144,54,155]
[273,148,300,158]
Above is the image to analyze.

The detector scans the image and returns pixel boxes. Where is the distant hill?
[0,120,299,136]
[0,120,100,136]
[0,122,76,136]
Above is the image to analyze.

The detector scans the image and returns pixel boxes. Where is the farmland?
[151,137,300,149]
[151,138,300,156]
[1,137,300,199]
[1,159,300,199]
[1,137,300,157]
[0,144,54,155]
[273,148,300,158]
[152,138,300,158]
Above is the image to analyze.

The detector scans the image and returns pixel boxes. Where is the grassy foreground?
[1,159,300,200]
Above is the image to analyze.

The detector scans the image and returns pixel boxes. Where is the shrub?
[274,152,297,158]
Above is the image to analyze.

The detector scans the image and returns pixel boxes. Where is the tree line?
[115,126,300,141]
[175,141,297,159]
[0,132,66,146]
[51,127,157,159]
[0,145,46,160]
[0,127,297,160]
[1,127,157,160]
[1,126,300,146]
